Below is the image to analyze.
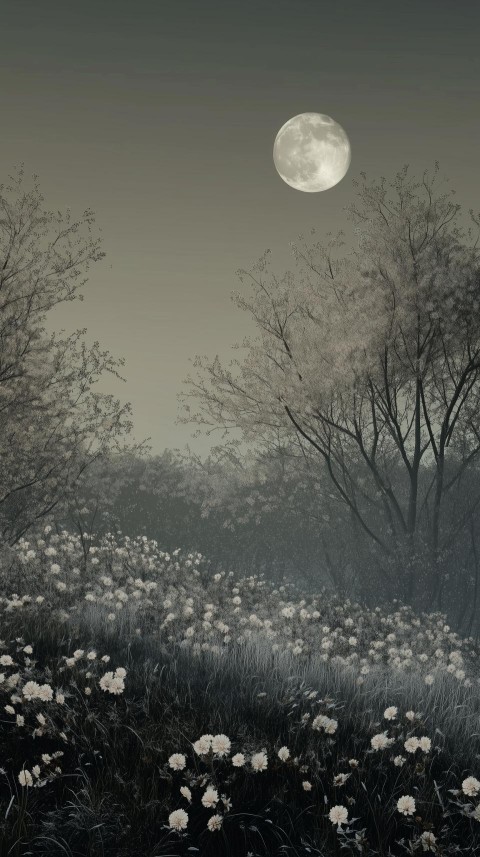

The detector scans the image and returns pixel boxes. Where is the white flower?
[232,753,245,767]
[405,710,416,721]
[251,752,268,772]
[333,773,350,787]
[23,646,33,655]
[207,814,223,832]
[424,674,434,686]
[397,795,416,816]
[324,718,338,734]
[22,681,41,701]
[168,809,188,831]
[462,776,480,796]
[371,732,391,751]
[73,650,84,660]
[302,780,312,791]
[211,734,231,757]
[169,753,186,772]
[99,672,125,695]
[6,673,19,688]
[420,831,437,851]
[193,734,213,755]
[419,736,431,753]
[384,706,398,720]
[115,667,127,679]
[55,693,65,705]
[180,786,192,802]
[280,606,295,618]
[312,714,337,733]
[18,769,33,787]
[0,655,13,666]
[278,746,290,761]
[37,684,53,702]
[329,805,348,826]
[201,787,219,808]
[404,737,420,754]
[393,755,406,767]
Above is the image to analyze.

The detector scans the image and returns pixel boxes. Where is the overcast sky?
[1,0,479,453]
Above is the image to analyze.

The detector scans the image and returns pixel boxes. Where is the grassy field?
[1,530,480,854]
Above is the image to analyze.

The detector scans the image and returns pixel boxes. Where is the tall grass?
[2,530,480,854]
[1,610,480,855]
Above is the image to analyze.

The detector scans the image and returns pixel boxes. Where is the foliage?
[0,167,139,546]
[180,164,480,607]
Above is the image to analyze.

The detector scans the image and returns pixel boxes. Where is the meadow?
[1,527,480,855]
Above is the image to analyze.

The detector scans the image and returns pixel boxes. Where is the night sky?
[1,0,479,452]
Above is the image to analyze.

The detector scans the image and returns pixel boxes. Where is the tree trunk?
[431,454,445,609]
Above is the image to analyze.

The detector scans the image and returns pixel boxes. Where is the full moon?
[273,113,351,192]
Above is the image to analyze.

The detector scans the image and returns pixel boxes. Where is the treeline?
[3,164,480,637]
[68,447,480,637]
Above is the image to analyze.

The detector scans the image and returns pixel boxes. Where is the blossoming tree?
[181,165,480,607]
[0,168,136,544]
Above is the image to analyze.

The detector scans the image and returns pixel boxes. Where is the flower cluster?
[0,633,127,795]
[2,528,479,691]
[160,709,480,852]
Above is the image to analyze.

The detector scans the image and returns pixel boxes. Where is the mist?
[1,2,480,854]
